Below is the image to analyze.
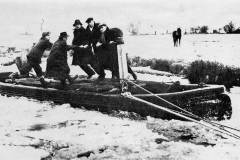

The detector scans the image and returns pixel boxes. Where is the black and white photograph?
[0,0,240,159]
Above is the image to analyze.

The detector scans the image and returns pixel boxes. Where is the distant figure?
[172,28,182,47]
[7,47,16,53]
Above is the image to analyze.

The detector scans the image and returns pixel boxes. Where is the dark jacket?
[85,23,101,48]
[45,39,75,80]
[108,28,124,44]
[95,28,125,77]
[27,38,52,64]
[72,27,88,46]
[72,27,93,65]
[96,28,124,47]
[98,28,111,47]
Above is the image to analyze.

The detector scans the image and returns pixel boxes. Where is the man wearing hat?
[85,17,101,49]
[71,19,96,79]
[72,19,85,45]
[45,32,78,89]
[26,31,53,87]
[95,23,122,80]
[95,24,137,80]
[85,17,107,79]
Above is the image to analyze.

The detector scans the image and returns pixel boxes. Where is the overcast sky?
[0,0,240,36]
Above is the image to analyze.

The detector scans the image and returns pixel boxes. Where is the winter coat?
[107,28,124,44]
[27,38,52,64]
[96,28,124,48]
[45,39,75,80]
[94,28,125,77]
[85,23,101,48]
[72,27,93,65]
[72,27,88,46]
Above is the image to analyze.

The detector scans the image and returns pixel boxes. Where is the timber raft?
[0,72,232,120]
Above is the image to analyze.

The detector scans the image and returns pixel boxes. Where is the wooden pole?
[117,45,129,80]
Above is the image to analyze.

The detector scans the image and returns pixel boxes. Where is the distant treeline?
[223,21,240,34]
[189,21,240,34]
[127,21,240,35]
[129,56,240,90]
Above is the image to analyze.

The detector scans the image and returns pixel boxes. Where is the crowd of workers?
[10,17,137,88]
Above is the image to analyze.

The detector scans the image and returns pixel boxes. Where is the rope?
[126,80,240,138]
[122,92,240,140]
[127,80,240,133]
[120,80,129,93]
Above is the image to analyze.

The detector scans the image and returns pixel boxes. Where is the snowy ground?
[0,84,240,160]
[0,34,240,159]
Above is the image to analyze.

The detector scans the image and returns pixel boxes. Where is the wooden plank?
[0,80,231,120]
[117,45,129,79]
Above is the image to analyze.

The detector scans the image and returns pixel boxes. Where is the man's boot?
[97,75,105,81]
[87,73,95,79]
[59,80,67,90]
[68,75,78,84]
[39,77,48,88]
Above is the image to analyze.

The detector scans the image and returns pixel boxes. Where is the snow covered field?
[126,34,240,67]
[0,85,240,160]
[2,33,240,66]
[0,34,240,159]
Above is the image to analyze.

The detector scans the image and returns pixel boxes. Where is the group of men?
[71,18,106,80]
[14,17,137,88]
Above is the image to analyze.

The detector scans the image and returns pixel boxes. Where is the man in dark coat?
[26,32,52,86]
[71,19,95,79]
[85,17,101,50]
[85,17,104,79]
[95,24,137,80]
[45,32,77,88]
[94,24,113,80]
